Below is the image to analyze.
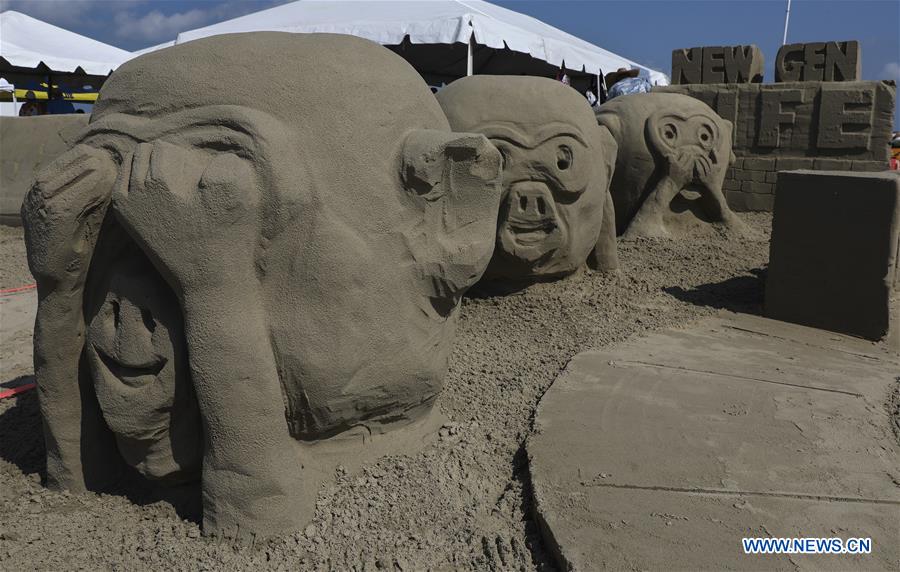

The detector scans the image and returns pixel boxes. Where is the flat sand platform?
[528,312,900,570]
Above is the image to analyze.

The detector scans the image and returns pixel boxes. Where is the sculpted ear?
[595,109,622,139]
[588,125,620,272]
[400,129,503,311]
[595,124,618,186]
[720,117,737,164]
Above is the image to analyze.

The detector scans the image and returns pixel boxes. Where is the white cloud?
[0,0,143,27]
[112,1,287,43]
[1,0,290,48]
[881,62,900,81]
[113,8,210,42]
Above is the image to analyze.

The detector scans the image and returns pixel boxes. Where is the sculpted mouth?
[94,346,166,388]
[507,218,557,244]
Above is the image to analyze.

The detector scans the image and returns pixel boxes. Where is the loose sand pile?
[0,214,771,570]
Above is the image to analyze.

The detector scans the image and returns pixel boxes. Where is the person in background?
[19,99,46,116]
[46,98,76,114]
[605,67,652,100]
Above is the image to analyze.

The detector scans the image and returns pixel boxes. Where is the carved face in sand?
[648,111,723,184]
[24,33,503,539]
[485,123,592,269]
[596,92,737,236]
[84,231,201,482]
[81,32,502,440]
[437,76,618,281]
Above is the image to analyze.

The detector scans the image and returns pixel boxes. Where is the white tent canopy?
[171,0,668,85]
[0,10,131,75]
[131,40,176,58]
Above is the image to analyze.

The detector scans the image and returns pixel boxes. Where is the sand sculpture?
[766,170,899,351]
[661,39,892,213]
[775,41,860,82]
[596,92,747,238]
[436,75,620,280]
[0,114,90,226]
[22,32,503,540]
[672,45,764,84]
[657,80,896,212]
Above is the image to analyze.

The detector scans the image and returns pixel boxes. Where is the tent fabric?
[0,10,131,75]
[173,0,669,85]
[131,40,176,57]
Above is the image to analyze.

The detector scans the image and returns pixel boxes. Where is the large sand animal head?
[597,92,736,235]
[437,76,618,281]
[23,33,503,487]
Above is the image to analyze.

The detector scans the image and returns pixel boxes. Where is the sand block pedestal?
[766,170,900,351]
[527,312,900,571]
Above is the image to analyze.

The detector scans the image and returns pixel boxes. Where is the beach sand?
[1,214,775,570]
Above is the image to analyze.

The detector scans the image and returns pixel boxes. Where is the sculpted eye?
[698,124,715,148]
[662,123,678,143]
[556,145,573,170]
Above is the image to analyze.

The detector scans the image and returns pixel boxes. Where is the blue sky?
[3,0,898,124]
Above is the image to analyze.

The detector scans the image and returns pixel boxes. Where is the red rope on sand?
[0,383,36,400]
[0,283,36,295]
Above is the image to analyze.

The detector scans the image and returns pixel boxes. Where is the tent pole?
[467,33,474,76]
[782,0,791,45]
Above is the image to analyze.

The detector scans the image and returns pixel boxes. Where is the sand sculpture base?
[766,170,900,351]
[528,312,900,571]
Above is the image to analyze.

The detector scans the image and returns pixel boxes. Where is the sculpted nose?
[112,297,159,368]
[510,186,552,219]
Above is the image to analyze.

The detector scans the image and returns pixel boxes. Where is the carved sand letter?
[757,88,804,148]
[723,45,764,83]
[776,40,861,82]
[672,47,702,85]
[816,84,875,149]
[672,45,763,84]
[437,75,619,282]
[23,32,503,541]
[701,46,726,84]
[775,43,806,82]
[824,41,860,81]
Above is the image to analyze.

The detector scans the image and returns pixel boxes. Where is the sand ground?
[1,216,773,570]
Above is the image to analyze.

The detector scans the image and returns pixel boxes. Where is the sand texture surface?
[1,215,780,570]
[529,313,899,571]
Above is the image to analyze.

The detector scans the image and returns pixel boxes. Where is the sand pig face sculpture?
[22,32,502,541]
[597,92,747,238]
[437,76,619,281]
